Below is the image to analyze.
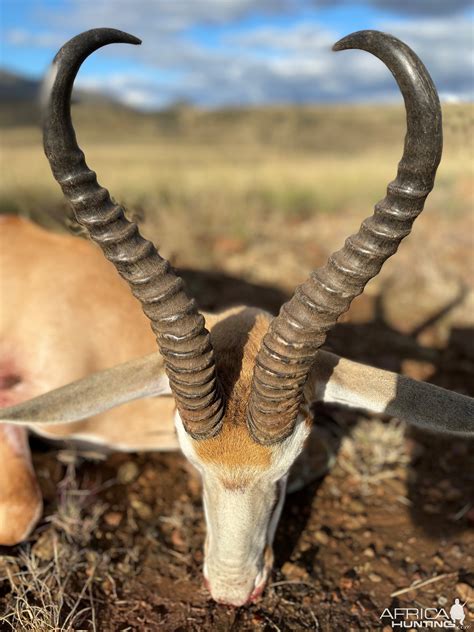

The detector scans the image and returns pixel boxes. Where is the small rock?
[369,573,382,583]
[363,547,375,558]
[117,461,139,485]
[345,516,367,530]
[349,500,366,514]
[433,554,444,567]
[131,499,152,520]
[456,582,474,603]
[401,360,435,382]
[171,530,186,549]
[314,530,330,545]
[281,561,309,581]
[438,596,448,606]
[104,511,123,528]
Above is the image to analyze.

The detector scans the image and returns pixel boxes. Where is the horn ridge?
[248,29,442,445]
[42,28,224,438]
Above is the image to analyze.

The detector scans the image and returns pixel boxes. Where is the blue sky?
[1,0,473,108]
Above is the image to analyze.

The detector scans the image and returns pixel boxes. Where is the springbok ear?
[309,351,474,436]
[0,352,170,426]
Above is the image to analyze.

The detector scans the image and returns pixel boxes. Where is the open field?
[0,103,473,630]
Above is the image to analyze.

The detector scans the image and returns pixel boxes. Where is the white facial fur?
[175,411,311,606]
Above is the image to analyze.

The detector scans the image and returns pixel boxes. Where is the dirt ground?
[1,256,473,631]
[0,104,473,631]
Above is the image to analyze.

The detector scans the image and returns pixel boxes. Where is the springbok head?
[2,28,473,607]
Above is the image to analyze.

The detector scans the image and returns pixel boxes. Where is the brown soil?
[1,264,473,632]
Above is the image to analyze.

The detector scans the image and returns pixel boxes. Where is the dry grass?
[0,543,97,631]
[0,462,108,631]
[0,103,472,270]
[338,418,410,493]
[47,463,108,547]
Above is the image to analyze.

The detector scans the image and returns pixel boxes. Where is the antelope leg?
[0,424,43,545]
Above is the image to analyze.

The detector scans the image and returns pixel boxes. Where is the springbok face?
[1,26,473,608]
[176,412,310,606]
[174,309,312,605]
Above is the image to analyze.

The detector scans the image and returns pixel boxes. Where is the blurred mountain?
[0,69,40,101]
[0,69,41,125]
[0,68,134,126]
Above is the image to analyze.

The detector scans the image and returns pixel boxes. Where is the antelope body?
[0,28,473,607]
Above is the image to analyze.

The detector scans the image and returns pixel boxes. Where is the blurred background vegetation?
[1,75,473,292]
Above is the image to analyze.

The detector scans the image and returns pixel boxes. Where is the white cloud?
[380,17,474,99]
[3,1,473,107]
[316,0,472,16]
[5,28,65,48]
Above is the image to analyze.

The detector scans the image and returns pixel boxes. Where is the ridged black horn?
[248,30,443,445]
[42,28,225,439]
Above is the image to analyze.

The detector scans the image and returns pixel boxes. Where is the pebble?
[433,554,444,567]
[104,511,123,527]
[281,561,309,581]
[349,500,366,514]
[363,547,375,558]
[171,530,186,549]
[117,461,140,485]
[314,530,330,545]
[345,516,367,530]
[456,582,474,603]
[369,573,382,583]
[131,499,153,520]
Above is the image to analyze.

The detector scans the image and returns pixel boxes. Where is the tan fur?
[0,219,274,542]
[0,425,42,545]
[0,218,170,543]
[0,218,166,447]
[195,308,273,469]
[0,220,272,452]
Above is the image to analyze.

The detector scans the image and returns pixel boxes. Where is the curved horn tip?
[332,29,388,52]
[57,27,142,55]
[90,27,142,46]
